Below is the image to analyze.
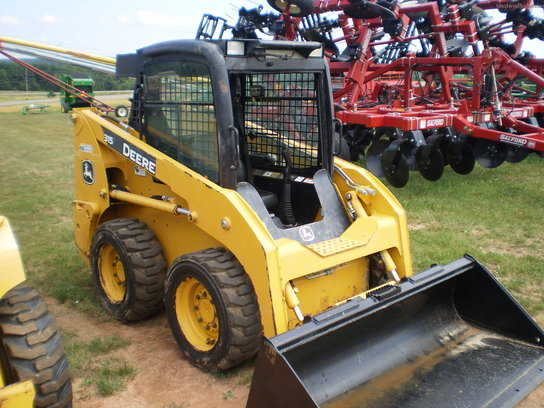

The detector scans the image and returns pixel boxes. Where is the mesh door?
[240,72,322,173]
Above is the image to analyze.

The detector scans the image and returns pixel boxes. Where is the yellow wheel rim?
[175,277,219,352]
[98,244,126,303]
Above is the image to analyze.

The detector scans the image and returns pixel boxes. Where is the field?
[0,110,542,407]
[0,90,127,102]
[0,90,130,113]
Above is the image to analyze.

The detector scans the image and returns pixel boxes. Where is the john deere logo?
[299,226,315,242]
[82,160,94,185]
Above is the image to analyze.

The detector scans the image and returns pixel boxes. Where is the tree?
[0,60,134,91]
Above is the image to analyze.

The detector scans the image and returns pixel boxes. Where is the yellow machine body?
[0,217,36,405]
[0,217,26,302]
[72,108,412,337]
[0,381,36,408]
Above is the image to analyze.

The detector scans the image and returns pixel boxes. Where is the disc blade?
[447,141,476,175]
[474,138,507,168]
[505,146,531,163]
[366,139,390,177]
[416,144,445,181]
[381,147,409,188]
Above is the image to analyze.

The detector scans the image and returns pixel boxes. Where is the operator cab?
[117,39,349,244]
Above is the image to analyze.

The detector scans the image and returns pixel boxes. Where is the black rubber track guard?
[247,255,544,408]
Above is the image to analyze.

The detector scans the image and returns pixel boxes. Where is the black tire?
[165,248,263,372]
[267,0,314,17]
[0,282,72,407]
[91,218,166,322]
[334,132,352,161]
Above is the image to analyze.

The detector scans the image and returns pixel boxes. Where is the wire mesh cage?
[240,71,322,172]
[144,60,219,182]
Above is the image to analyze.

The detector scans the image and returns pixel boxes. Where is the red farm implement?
[198,0,544,186]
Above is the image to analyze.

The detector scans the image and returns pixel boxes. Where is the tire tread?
[0,283,72,407]
[92,218,166,321]
[166,247,263,372]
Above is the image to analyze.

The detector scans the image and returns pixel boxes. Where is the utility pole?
[25,68,28,92]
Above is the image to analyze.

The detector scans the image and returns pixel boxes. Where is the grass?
[4,111,539,311]
[0,111,101,314]
[0,90,131,114]
[0,110,542,396]
[222,390,235,400]
[381,155,544,318]
[0,110,542,318]
[0,91,55,102]
[0,90,130,103]
[63,333,135,397]
[212,361,254,386]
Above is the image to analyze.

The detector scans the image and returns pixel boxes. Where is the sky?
[1,1,543,59]
[0,0,276,58]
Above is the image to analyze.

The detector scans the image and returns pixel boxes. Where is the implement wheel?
[267,0,314,17]
[0,283,72,407]
[165,248,263,372]
[91,218,166,322]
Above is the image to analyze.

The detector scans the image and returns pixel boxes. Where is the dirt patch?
[518,384,544,408]
[520,312,544,407]
[408,221,439,231]
[47,299,250,408]
[480,242,543,259]
[47,299,544,408]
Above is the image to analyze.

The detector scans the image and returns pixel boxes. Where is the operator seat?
[236,160,278,210]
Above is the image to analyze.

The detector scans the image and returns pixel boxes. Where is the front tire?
[0,283,72,407]
[91,218,166,322]
[165,248,263,372]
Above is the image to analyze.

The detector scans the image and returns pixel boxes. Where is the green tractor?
[59,73,94,112]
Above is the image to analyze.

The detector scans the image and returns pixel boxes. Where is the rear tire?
[165,248,263,372]
[0,283,72,407]
[91,218,166,322]
[267,0,314,17]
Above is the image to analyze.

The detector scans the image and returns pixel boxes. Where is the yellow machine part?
[72,109,413,338]
[0,381,35,407]
[0,217,26,303]
[0,217,36,404]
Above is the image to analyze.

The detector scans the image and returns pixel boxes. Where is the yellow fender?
[0,217,26,300]
[0,381,35,407]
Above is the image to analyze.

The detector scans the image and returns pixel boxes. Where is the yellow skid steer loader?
[69,39,543,407]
